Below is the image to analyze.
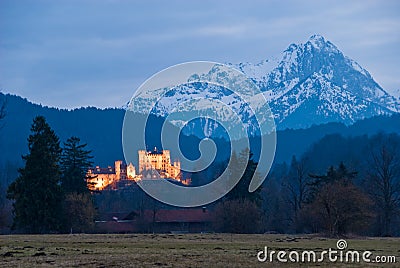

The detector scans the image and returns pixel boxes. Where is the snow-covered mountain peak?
[129,35,399,134]
[307,34,332,50]
[235,35,399,128]
[256,35,400,128]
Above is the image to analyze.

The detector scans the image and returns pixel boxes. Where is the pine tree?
[214,149,264,233]
[7,116,63,233]
[308,161,357,199]
[225,149,262,205]
[60,136,96,233]
[60,137,93,194]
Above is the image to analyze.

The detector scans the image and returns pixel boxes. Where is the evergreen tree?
[60,136,93,194]
[213,149,264,233]
[308,161,357,201]
[225,149,262,205]
[7,116,63,233]
[60,137,96,233]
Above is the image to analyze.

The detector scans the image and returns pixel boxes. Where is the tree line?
[1,113,399,236]
[6,116,95,233]
[260,133,400,237]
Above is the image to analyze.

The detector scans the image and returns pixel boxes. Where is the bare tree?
[305,163,373,236]
[150,197,160,233]
[282,156,310,232]
[64,192,96,233]
[368,134,400,236]
[307,180,373,236]
[0,97,8,231]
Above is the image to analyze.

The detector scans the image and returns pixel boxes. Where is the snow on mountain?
[233,59,278,82]
[238,34,399,129]
[128,34,399,137]
[129,79,268,139]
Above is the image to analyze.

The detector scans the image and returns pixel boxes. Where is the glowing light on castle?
[138,148,181,180]
[87,149,184,191]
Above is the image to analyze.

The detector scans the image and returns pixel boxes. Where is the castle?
[87,149,182,191]
[138,149,180,180]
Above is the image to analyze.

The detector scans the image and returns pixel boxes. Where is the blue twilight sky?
[0,0,399,109]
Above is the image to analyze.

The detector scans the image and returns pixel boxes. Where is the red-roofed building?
[95,208,213,233]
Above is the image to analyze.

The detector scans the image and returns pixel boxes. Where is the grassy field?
[0,233,399,267]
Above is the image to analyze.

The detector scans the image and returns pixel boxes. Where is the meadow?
[1,233,399,267]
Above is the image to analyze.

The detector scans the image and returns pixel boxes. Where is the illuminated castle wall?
[138,149,181,180]
[87,160,136,191]
[87,149,181,191]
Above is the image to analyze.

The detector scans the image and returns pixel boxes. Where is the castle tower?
[138,150,148,173]
[137,149,182,181]
[127,162,136,179]
[173,160,181,179]
[115,160,122,181]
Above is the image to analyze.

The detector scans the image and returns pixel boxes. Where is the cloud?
[0,0,399,108]
[196,25,247,37]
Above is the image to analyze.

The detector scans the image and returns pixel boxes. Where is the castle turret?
[127,162,136,179]
[115,160,122,181]
[138,150,148,173]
